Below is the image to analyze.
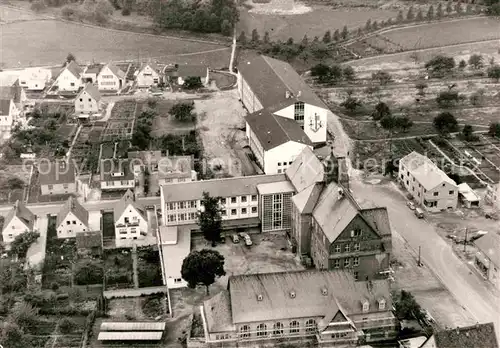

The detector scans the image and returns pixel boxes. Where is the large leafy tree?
[198,191,223,246]
[181,249,225,295]
[10,232,40,259]
[434,112,459,136]
[372,102,391,121]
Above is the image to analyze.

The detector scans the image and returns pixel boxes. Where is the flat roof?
[97,331,163,341]
[160,226,191,279]
[100,321,166,332]
[257,180,295,195]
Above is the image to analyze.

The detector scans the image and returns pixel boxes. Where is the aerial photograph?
[0,0,499,347]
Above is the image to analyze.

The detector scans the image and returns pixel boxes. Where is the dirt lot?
[194,90,256,177]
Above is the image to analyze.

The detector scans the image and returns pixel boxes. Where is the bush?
[30,0,46,12]
[121,7,131,16]
[58,317,76,334]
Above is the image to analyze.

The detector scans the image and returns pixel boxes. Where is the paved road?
[350,178,500,338]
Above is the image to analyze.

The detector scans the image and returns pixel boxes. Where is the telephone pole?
[464,227,468,252]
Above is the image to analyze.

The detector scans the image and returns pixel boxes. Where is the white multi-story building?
[97,63,125,91]
[237,54,328,144]
[399,151,458,212]
[114,190,148,241]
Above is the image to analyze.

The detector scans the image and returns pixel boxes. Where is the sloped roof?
[84,64,103,75]
[113,189,146,222]
[0,84,22,103]
[105,63,126,79]
[203,290,235,333]
[292,182,324,214]
[65,60,82,79]
[237,54,327,110]
[246,109,312,151]
[167,65,207,78]
[38,161,75,186]
[140,62,161,74]
[361,208,391,238]
[432,323,498,348]
[3,200,35,232]
[77,83,101,102]
[228,270,391,324]
[0,99,11,115]
[400,151,457,190]
[286,146,325,192]
[475,233,500,268]
[56,196,89,229]
[100,159,134,181]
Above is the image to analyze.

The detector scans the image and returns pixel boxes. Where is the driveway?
[350,176,500,339]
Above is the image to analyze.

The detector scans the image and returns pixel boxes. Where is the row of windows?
[334,243,360,253]
[332,257,360,268]
[79,98,93,102]
[221,207,258,216]
[167,212,198,222]
[47,183,70,190]
[105,180,130,186]
[401,172,454,196]
[166,195,258,211]
[101,75,115,79]
[162,177,187,183]
[221,195,258,204]
[100,81,116,85]
[239,319,316,339]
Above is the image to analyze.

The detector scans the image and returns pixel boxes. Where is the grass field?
[1,18,228,67]
[151,100,196,137]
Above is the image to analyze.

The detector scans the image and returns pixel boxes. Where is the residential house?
[75,83,102,115]
[136,62,163,88]
[76,231,103,257]
[39,161,77,196]
[420,322,498,348]
[158,225,190,288]
[474,233,500,289]
[399,151,458,212]
[55,61,82,92]
[114,189,148,240]
[0,82,26,131]
[97,63,125,91]
[127,151,195,184]
[100,159,135,190]
[200,270,398,347]
[237,55,328,143]
[458,182,481,208]
[0,99,19,131]
[246,108,313,174]
[166,64,209,87]
[2,200,36,244]
[18,67,52,90]
[56,196,89,238]
[82,64,103,83]
[160,174,293,232]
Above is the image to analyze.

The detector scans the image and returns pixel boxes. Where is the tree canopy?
[170,102,195,122]
[425,55,455,77]
[10,232,40,259]
[181,249,225,294]
[372,102,391,121]
[434,112,459,135]
[198,191,223,246]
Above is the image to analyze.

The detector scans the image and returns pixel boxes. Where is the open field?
[238,1,397,41]
[151,99,196,137]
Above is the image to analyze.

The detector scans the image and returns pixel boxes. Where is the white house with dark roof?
[166,64,210,86]
[200,270,397,346]
[399,151,458,212]
[56,196,90,238]
[246,108,313,174]
[237,55,328,143]
[136,62,163,88]
[75,83,102,115]
[114,189,148,241]
[100,159,135,190]
[18,67,52,90]
[2,200,36,244]
[38,161,77,196]
[55,61,82,92]
[97,63,125,91]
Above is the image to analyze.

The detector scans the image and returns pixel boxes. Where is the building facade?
[56,197,90,238]
[399,152,458,212]
[97,63,125,91]
[39,161,77,196]
[136,63,162,88]
[100,159,135,190]
[55,61,82,92]
[114,190,148,240]
[2,200,36,244]
[0,99,19,131]
[474,233,500,290]
[19,67,52,90]
[75,83,102,114]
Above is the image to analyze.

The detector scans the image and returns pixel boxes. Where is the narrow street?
[350,177,500,338]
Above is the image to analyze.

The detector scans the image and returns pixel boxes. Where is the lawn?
[340,118,437,140]
[151,100,196,137]
[137,246,163,288]
[237,3,397,41]
[211,71,237,89]
[100,143,115,159]
[103,248,134,290]
[106,294,168,320]
[57,124,78,140]
[0,19,228,68]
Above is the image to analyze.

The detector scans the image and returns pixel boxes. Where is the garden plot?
[101,120,134,141]
[105,293,169,320]
[103,248,134,290]
[137,246,163,288]
[110,100,137,120]
[71,124,104,173]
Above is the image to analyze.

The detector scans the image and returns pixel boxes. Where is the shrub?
[58,317,76,334]
[30,0,46,12]
[121,7,131,16]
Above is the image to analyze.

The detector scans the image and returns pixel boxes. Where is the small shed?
[458,183,480,208]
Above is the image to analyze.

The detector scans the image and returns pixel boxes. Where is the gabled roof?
[400,151,457,190]
[64,61,82,79]
[246,109,312,151]
[0,84,23,103]
[100,159,134,181]
[84,64,103,75]
[113,189,146,222]
[475,233,500,268]
[56,196,89,229]
[292,182,324,214]
[139,62,161,74]
[77,83,101,102]
[38,161,75,186]
[237,54,327,110]
[228,270,392,324]
[166,64,207,78]
[431,323,498,348]
[103,63,126,79]
[286,146,325,192]
[0,99,11,115]
[3,200,35,233]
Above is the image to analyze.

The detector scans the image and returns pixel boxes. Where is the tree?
[436,90,460,108]
[425,55,455,77]
[251,28,259,43]
[469,89,485,106]
[237,31,247,45]
[311,63,331,77]
[286,37,294,45]
[394,290,423,321]
[395,116,414,132]
[10,232,39,259]
[1,323,26,348]
[340,90,361,113]
[455,2,463,14]
[74,259,104,285]
[341,25,348,40]
[9,302,40,330]
[372,102,391,121]
[397,10,404,22]
[462,124,477,142]
[170,102,195,122]
[66,53,76,64]
[446,1,453,14]
[312,36,319,43]
[301,34,309,47]
[221,19,232,36]
[415,81,428,96]
[426,5,434,20]
[487,65,500,81]
[468,54,484,70]
[95,0,114,16]
[406,6,415,21]
[263,31,270,44]
[333,29,340,41]
[436,3,443,18]
[415,9,424,21]
[372,70,392,85]
[488,122,500,137]
[198,192,222,246]
[183,76,203,89]
[380,115,397,131]
[343,65,355,81]
[322,30,331,43]
[365,19,372,31]
[458,59,467,70]
[434,112,459,135]
[486,3,500,15]
[372,20,378,30]
[59,318,76,334]
[0,261,27,294]
[181,249,225,295]
[466,3,473,13]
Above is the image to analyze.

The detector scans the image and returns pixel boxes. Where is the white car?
[407,201,416,210]
[244,236,253,247]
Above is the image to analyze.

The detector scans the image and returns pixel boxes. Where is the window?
[79,98,83,102]
[231,209,237,215]
[433,192,439,196]
[241,196,247,203]
[353,257,359,266]
[333,259,340,268]
[63,183,68,189]
[278,162,282,166]
[189,201,197,208]
[240,325,250,338]
[178,178,186,182]
[221,198,226,204]
[124,217,129,224]
[48,184,53,190]
[179,202,186,209]
[289,320,300,334]
[178,213,186,221]
[251,195,257,201]
[231,197,237,203]
[70,82,75,86]
[88,98,91,102]
[221,210,227,216]
[289,161,292,165]
[354,271,359,280]
[168,202,176,210]
[174,278,182,283]
[378,299,386,310]
[256,323,267,337]
[449,190,454,195]
[344,258,350,267]
[251,206,257,213]
[72,220,76,224]
[167,214,176,222]
[241,208,247,214]
[335,244,341,253]
[305,319,316,334]
[362,301,369,312]
[66,221,70,225]
[345,244,350,252]
[294,102,305,122]
[354,243,360,251]
[273,322,284,336]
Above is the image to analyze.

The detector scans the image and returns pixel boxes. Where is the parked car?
[244,235,253,246]
[231,234,240,244]
[407,201,416,210]
[414,208,424,219]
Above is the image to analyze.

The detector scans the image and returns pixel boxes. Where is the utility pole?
[418,246,422,267]
[464,227,468,252]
